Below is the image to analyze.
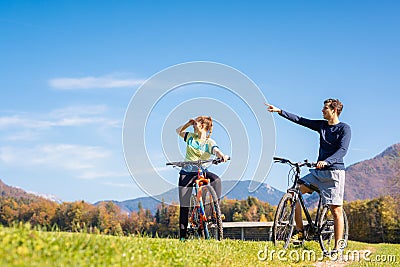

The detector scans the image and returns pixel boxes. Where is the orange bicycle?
[166,158,228,240]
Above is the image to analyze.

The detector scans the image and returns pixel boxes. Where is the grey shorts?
[299,169,345,206]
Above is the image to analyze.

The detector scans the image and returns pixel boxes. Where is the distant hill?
[0,179,38,200]
[345,143,400,201]
[0,179,62,204]
[101,180,285,213]
[222,180,284,205]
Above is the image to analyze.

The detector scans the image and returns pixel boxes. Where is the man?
[266,99,351,254]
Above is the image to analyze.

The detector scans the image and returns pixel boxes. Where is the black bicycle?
[166,158,228,240]
[272,157,349,253]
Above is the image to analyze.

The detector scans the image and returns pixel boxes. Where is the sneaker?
[291,231,305,243]
[180,228,187,240]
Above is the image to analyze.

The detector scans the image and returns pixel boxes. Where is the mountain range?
[103,143,400,212]
[1,143,399,213]
[0,180,62,204]
[100,180,285,213]
[344,143,400,201]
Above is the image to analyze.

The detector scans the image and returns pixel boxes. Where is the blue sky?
[0,1,399,203]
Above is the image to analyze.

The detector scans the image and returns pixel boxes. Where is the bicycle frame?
[276,157,323,237]
[288,186,323,237]
[190,168,212,238]
[166,157,228,240]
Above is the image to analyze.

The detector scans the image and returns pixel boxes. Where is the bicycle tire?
[272,193,296,248]
[201,185,223,240]
[318,206,349,253]
[187,194,201,239]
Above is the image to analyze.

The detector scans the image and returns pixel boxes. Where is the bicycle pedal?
[306,234,319,241]
[326,220,334,227]
[292,238,305,246]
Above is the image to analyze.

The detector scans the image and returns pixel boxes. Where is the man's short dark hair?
[324,99,343,116]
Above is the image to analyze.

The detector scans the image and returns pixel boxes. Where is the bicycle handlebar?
[273,156,316,168]
[166,157,230,168]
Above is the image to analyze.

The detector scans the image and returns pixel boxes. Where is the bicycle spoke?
[318,207,349,253]
[201,185,223,240]
[273,193,296,248]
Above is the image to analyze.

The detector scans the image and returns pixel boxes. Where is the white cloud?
[49,105,109,117]
[0,105,126,183]
[49,105,121,128]
[130,166,172,175]
[0,116,116,129]
[0,143,134,184]
[0,105,121,131]
[78,171,129,180]
[0,115,51,129]
[0,144,111,171]
[48,74,145,90]
[5,130,40,141]
[101,182,136,188]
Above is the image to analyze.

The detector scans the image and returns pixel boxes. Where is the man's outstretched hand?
[264,103,282,113]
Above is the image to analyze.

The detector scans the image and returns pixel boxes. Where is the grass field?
[1,223,399,266]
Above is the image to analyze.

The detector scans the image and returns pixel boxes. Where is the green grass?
[1,223,399,266]
[345,241,400,267]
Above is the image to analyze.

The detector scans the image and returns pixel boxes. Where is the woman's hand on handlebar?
[213,156,230,165]
[214,147,229,163]
[221,154,230,163]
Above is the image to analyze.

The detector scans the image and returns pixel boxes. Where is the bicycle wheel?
[318,206,349,253]
[187,194,201,239]
[273,193,296,248]
[201,185,223,240]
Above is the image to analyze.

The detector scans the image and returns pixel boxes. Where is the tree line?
[0,194,399,242]
[0,196,275,237]
[343,195,400,243]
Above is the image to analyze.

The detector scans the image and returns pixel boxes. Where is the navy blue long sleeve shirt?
[280,110,351,170]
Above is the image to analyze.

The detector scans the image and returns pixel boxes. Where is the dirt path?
[313,247,376,267]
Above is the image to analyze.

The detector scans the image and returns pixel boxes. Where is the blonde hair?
[195,116,213,138]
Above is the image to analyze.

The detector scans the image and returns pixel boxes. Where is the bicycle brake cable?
[286,163,292,187]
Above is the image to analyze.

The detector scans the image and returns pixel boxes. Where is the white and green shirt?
[182,132,218,172]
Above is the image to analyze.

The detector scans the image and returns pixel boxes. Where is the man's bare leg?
[331,205,344,250]
[294,184,312,232]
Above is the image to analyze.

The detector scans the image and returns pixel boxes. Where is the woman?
[176,116,229,240]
